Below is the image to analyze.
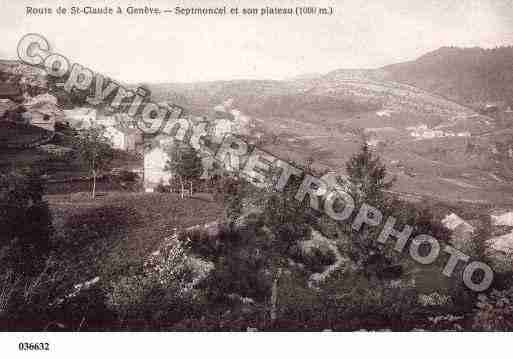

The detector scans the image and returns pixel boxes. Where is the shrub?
[0,260,65,330]
[315,270,421,330]
[106,240,198,328]
[289,244,337,273]
[106,275,156,321]
[155,182,170,193]
[0,170,53,276]
[472,288,513,331]
[274,271,327,329]
[115,170,138,182]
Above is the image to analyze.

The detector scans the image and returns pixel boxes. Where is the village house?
[142,134,217,192]
[376,109,393,117]
[24,100,63,132]
[143,138,173,192]
[104,125,143,152]
[96,112,123,128]
[23,93,58,106]
[0,93,61,132]
[142,102,253,192]
[27,110,56,131]
[407,124,470,139]
[212,118,234,142]
[96,106,140,127]
[63,107,97,129]
[230,109,252,136]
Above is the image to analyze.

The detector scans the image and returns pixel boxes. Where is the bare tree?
[165,144,203,198]
[75,127,114,199]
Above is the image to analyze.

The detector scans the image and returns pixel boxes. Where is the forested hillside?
[382,46,513,106]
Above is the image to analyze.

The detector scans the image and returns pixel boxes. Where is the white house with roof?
[104,125,142,152]
[63,108,97,129]
[213,118,233,142]
[144,140,172,192]
[27,109,56,131]
[18,95,63,132]
[24,93,58,106]
[142,134,217,192]
[142,102,253,192]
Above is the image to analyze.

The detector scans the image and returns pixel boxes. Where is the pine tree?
[346,143,394,207]
[345,143,396,279]
[0,169,53,276]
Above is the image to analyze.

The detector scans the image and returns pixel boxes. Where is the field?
[179,74,513,208]
[47,192,223,284]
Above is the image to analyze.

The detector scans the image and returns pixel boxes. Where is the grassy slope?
[47,192,223,284]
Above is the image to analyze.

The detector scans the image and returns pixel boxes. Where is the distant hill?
[149,64,473,127]
[381,46,513,106]
[144,48,513,205]
[151,47,513,122]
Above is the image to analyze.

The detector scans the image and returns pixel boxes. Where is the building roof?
[30,109,58,121]
[145,145,170,159]
[63,107,97,117]
[215,110,235,121]
[111,125,142,136]
[23,93,58,106]
[25,101,63,120]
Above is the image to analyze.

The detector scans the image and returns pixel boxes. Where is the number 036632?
[18,342,50,351]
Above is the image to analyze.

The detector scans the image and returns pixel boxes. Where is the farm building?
[24,100,63,132]
[96,106,139,127]
[96,112,122,127]
[104,125,143,152]
[144,141,172,192]
[1,95,61,132]
[230,110,252,136]
[212,118,234,142]
[63,107,97,129]
[27,110,56,131]
[24,93,58,106]
[143,132,221,192]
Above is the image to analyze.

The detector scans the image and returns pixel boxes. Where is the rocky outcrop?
[441,213,474,253]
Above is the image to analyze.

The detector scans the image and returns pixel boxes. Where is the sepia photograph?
[1,0,513,356]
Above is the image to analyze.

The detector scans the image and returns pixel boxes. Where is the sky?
[1,0,513,83]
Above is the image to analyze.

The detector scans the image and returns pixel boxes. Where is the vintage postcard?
[0,0,512,356]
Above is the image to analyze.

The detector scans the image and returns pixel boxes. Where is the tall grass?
[0,258,64,330]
